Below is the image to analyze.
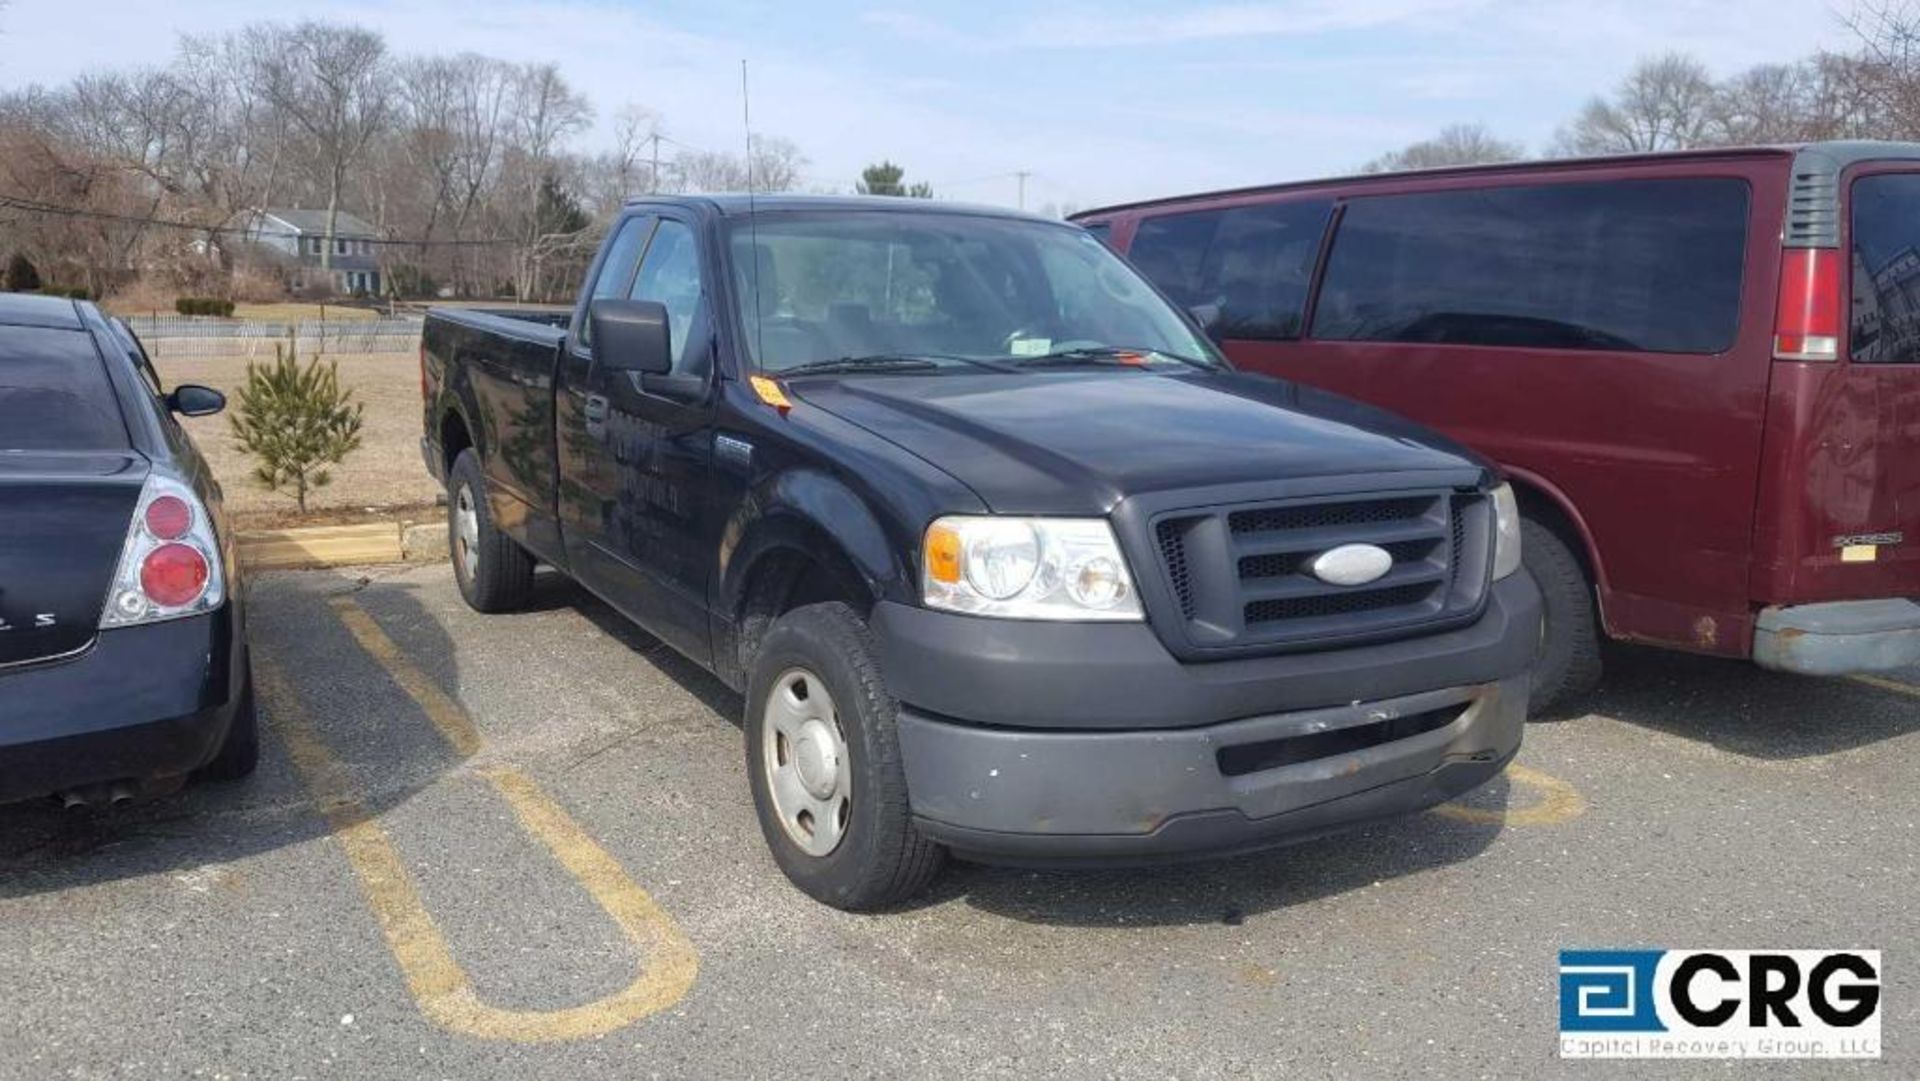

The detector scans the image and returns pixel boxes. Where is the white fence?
[122,316,423,359]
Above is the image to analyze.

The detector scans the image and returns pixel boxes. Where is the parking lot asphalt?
[0,562,1912,1080]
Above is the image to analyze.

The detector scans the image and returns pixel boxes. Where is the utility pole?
[648,132,663,194]
[1015,170,1031,211]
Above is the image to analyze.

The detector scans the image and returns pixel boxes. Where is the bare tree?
[671,136,806,193]
[1361,123,1524,172]
[1553,53,1719,155]
[243,22,392,274]
[1840,1,1920,138]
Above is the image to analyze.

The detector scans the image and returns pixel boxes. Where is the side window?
[627,218,705,373]
[1125,201,1332,340]
[578,215,653,350]
[1128,211,1221,309]
[1850,173,1920,363]
[1079,221,1113,248]
[1313,178,1749,354]
[1203,202,1331,340]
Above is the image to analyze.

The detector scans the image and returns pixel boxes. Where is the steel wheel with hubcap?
[761,667,851,857]
[446,448,533,612]
[744,602,945,910]
[453,482,481,582]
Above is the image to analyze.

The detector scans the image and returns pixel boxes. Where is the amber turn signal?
[924,522,963,584]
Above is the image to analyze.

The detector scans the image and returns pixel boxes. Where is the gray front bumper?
[898,675,1526,866]
[1753,599,1920,675]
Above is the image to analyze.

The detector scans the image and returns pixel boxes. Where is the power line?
[0,196,540,248]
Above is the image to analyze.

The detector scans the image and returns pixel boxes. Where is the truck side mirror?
[1188,303,1223,339]
[589,298,672,375]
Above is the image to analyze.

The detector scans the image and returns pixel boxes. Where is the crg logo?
[0,613,57,631]
[1559,949,1881,1059]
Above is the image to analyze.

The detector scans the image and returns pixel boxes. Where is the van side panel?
[1110,157,1790,657]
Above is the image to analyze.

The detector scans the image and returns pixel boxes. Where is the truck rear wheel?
[448,449,533,613]
[745,602,945,910]
[1523,518,1603,716]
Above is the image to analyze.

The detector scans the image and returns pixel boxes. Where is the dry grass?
[155,351,441,528]
[100,299,384,322]
[230,302,382,322]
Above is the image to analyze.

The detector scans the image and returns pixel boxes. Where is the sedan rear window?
[0,327,129,450]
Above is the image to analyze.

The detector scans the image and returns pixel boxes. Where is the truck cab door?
[557,214,720,666]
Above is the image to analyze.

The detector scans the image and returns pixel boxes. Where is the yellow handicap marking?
[1430,762,1586,827]
[328,598,482,758]
[258,597,698,1043]
[1849,673,1920,700]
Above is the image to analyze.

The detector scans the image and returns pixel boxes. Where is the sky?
[0,0,1863,212]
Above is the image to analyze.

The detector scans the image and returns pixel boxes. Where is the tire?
[448,448,533,613]
[1523,517,1603,716]
[745,602,945,910]
[198,659,259,782]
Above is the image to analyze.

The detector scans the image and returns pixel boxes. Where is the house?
[231,208,386,295]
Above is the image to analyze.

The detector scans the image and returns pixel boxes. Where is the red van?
[1075,142,1920,710]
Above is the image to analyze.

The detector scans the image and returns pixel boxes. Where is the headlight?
[1492,483,1522,580]
[923,516,1143,620]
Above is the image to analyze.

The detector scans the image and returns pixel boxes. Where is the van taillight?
[1773,248,1842,361]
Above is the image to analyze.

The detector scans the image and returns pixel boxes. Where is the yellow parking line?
[327,597,481,758]
[260,599,700,1043]
[1430,762,1586,827]
[1849,674,1920,699]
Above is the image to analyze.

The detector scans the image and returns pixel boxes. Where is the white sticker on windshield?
[1009,337,1052,357]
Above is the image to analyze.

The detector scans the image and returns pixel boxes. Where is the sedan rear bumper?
[0,607,245,803]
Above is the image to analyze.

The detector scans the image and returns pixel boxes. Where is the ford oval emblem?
[1310,544,1393,587]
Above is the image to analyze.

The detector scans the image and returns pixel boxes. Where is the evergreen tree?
[229,345,365,513]
[5,254,42,292]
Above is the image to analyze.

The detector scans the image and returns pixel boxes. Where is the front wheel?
[1523,518,1603,716]
[745,602,945,910]
[448,449,533,613]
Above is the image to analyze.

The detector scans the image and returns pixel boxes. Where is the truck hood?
[787,370,1485,515]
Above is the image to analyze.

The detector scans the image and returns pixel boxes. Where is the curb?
[238,520,446,570]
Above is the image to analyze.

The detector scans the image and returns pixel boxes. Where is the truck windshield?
[728,211,1219,373]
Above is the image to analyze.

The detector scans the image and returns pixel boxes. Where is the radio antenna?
[742,59,766,370]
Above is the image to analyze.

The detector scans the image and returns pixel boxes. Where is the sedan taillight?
[100,475,226,629]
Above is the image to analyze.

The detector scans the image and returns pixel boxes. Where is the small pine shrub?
[4,254,41,292]
[228,344,364,513]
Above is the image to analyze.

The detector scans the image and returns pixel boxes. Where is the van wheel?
[1523,518,1603,716]
[448,449,533,613]
[745,602,945,910]
[198,658,259,782]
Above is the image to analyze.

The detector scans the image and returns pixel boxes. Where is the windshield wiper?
[1013,346,1219,371]
[773,355,946,377]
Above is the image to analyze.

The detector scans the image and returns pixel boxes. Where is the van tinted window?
[1850,173,1920,364]
[1128,201,1331,340]
[0,327,129,450]
[1312,179,1748,354]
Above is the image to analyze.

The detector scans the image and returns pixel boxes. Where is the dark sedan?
[0,294,254,806]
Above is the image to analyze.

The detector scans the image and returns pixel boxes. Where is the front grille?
[1148,489,1492,654]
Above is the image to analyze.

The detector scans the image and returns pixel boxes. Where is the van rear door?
[1753,162,1920,606]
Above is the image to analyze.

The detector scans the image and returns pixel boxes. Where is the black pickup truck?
[421,195,1540,909]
